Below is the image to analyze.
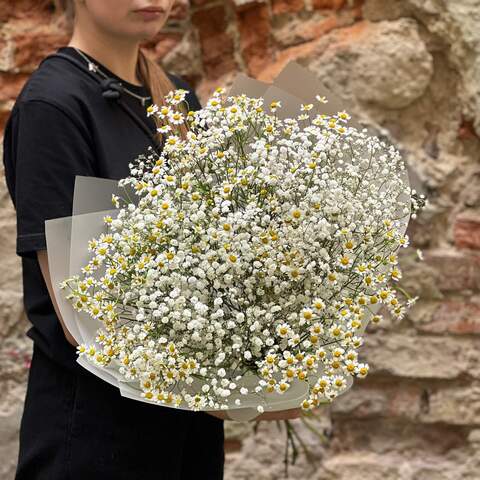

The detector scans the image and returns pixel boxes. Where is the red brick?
[236,2,273,77]
[0,73,30,102]
[224,438,242,452]
[140,32,183,60]
[12,31,69,71]
[458,117,478,140]
[312,0,365,14]
[257,20,370,81]
[0,0,52,22]
[417,301,480,335]
[272,0,305,15]
[312,0,346,9]
[277,10,362,47]
[332,380,424,420]
[423,248,480,292]
[191,5,237,78]
[454,213,480,250]
[257,39,320,82]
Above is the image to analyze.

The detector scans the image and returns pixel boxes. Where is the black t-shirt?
[2,46,202,374]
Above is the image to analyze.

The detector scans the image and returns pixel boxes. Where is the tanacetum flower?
[315,95,328,103]
[168,111,185,125]
[157,124,172,134]
[269,100,281,112]
[356,363,369,378]
[277,323,291,338]
[165,88,188,106]
[332,375,347,389]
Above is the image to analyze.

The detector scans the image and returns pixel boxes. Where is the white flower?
[315,94,328,103]
[167,110,185,125]
[157,124,172,134]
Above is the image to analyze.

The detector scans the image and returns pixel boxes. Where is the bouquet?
[45,61,426,471]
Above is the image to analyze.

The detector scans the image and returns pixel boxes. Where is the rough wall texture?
[1,0,480,479]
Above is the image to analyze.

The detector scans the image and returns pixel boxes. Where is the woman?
[2,1,301,478]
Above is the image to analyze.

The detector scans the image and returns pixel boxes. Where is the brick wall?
[1,1,480,478]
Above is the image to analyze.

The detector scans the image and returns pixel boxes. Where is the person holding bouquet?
[2,1,302,478]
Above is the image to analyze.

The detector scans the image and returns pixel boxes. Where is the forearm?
[36,249,79,347]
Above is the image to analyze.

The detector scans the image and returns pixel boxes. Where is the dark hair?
[52,0,190,143]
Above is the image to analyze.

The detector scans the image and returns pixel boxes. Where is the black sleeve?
[2,99,96,259]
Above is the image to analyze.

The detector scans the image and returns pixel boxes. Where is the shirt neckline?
[57,46,151,96]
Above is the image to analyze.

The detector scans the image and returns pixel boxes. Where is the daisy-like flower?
[276,381,290,394]
[399,234,410,248]
[332,375,347,389]
[165,88,188,106]
[88,238,99,251]
[186,110,197,122]
[338,255,353,269]
[290,208,303,220]
[276,323,291,338]
[329,324,345,340]
[164,174,176,186]
[156,104,172,120]
[76,344,87,355]
[406,296,419,307]
[378,288,394,303]
[157,124,172,134]
[337,110,351,122]
[356,363,369,378]
[146,103,158,117]
[313,298,325,311]
[168,110,185,125]
[343,359,357,375]
[269,100,282,113]
[355,263,369,275]
[111,193,120,208]
[81,264,92,274]
[315,94,328,103]
[288,333,302,347]
[390,267,402,281]
[303,355,316,370]
[332,347,345,359]
[300,103,314,112]
[207,97,222,110]
[326,271,338,285]
[301,308,314,322]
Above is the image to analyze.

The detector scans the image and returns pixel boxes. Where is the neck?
[68,29,142,86]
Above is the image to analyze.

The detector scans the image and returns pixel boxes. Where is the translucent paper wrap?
[45,61,415,422]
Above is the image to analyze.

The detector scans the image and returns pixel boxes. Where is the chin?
[136,26,164,41]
